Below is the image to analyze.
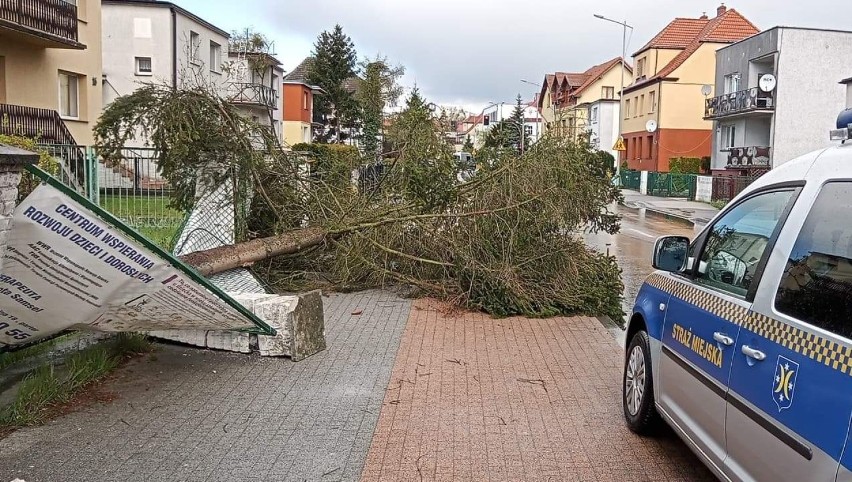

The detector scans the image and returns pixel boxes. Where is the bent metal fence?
[35,144,188,251]
[647,172,697,199]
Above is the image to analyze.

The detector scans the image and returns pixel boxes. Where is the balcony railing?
[0,0,82,48]
[0,103,85,189]
[726,146,771,169]
[705,88,774,119]
[227,83,278,110]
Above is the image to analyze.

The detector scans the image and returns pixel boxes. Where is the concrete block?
[230,290,326,360]
[147,330,208,348]
[205,331,251,353]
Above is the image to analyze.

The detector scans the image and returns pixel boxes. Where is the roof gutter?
[170,6,177,88]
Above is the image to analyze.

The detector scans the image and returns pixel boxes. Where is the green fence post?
[85,146,99,205]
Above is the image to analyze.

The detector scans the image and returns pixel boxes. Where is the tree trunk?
[179,226,328,276]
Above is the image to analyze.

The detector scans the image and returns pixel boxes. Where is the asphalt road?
[585,204,701,341]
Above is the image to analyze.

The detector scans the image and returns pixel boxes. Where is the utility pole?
[594,14,633,176]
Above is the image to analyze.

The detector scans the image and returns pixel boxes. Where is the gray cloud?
[187,0,850,108]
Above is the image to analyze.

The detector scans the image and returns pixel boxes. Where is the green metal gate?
[647,172,696,198]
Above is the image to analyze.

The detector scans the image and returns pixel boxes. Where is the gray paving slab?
[0,291,411,482]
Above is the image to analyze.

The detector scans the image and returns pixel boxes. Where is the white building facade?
[586,99,620,161]
[225,51,284,144]
[102,0,230,106]
[472,102,542,149]
[707,27,852,175]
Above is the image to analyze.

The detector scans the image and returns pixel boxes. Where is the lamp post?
[593,14,633,176]
[521,79,542,149]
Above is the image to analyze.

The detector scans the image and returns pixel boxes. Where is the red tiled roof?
[572,57,632,97]
[626,8,759,93]
[635,18,710,55]
[537,57,632,107]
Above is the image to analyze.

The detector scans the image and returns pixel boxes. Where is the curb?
[619,200,697,228]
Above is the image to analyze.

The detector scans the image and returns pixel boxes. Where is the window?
[302,126,310,143]
[633,97,639,117]
[639,95,645,116]
[625,99,630,119]
[637,58,646,78]
[189,31,200,64]
[637,137,643,160]
[649,91,656,113]
[209,41,221,73]
[602,86,615,100]
[647,135,654,158]
[590,105,598,122]
[696,189,796,297]
[58,72,79,119]
[721,124,736,150]
[303,91,309,110]
[524,125,533,136]
[135,57,152,75]
[724,73,741,94]
[776,183,852,338]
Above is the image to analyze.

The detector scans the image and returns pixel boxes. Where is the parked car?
[622,121,852,481]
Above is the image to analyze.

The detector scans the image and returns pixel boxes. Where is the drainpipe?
[170,7,177,89]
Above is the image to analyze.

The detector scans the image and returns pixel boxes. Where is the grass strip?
[0,333,151,428]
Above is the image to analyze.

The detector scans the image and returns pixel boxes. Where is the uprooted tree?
[94,83,625,319]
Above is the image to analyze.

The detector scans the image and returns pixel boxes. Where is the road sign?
[613,138,626,151]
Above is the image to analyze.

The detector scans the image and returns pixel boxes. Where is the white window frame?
[135,56,152,76]
[721,124,737,150]
[189,31,201,65]
[649,91,656,113]
[590,105,598,122]
[209,41,221,73]
[724,73,741,94]
[58,71,79,120]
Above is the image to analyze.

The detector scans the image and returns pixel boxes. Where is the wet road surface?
[585,204,701,340]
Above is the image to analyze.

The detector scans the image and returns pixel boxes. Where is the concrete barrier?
[148,290,325,360]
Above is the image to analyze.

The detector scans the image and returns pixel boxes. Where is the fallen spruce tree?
[95,84,624,319]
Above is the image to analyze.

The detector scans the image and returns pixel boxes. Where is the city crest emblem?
[773,355,799,411]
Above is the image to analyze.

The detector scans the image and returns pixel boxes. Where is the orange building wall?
[621,128,711,172]
[283,84,312,123]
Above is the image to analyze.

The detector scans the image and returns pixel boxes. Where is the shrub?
[669,157,702,174]
[0,134,60,201]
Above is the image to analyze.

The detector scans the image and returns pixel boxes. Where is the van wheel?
[623,330,660,434]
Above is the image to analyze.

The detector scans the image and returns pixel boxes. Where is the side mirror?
[653,236,690,272]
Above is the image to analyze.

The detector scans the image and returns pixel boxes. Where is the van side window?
[776,182,852,338]
[697,190,795,297]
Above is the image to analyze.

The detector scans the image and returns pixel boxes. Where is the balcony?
[0,0,84,49]
[726,146,771,169]
[705,88,774,119]
[227,83,278,110]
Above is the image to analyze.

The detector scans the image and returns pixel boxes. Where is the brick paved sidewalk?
[0,291,412,482]
[361,300,714,481]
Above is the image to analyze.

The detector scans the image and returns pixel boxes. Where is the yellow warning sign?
[613,138,626,151]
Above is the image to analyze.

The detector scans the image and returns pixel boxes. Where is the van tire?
[623,330,660,434]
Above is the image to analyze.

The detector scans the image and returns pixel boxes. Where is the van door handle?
[741,345,766,361]
[713,332,734,346]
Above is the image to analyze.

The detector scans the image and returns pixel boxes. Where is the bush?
[0,134,60,201]
[669,157,702,174]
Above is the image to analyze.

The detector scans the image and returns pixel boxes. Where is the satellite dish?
[645,119,658,133]
[759,74,777,92]
[701,84,713,96]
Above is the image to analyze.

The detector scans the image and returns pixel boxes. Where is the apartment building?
[621,4,759,172]
[226,49,284,144]
[101,0,229,106]
[537,58,631,144]
[0,0,103,145]
[281,58,322,146]
[708,27,852,175]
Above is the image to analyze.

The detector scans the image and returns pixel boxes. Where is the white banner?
[0,184,261,347]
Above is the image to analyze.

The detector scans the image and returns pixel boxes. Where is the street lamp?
[520,79,543,151]
[594,13,633,176]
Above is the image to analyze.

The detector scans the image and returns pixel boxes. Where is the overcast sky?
[176,0,847,111]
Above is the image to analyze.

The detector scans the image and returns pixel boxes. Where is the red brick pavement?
[361,299,715,481]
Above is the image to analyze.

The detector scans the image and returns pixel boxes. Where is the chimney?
[716,3,727,16]
[700,12,708,19]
